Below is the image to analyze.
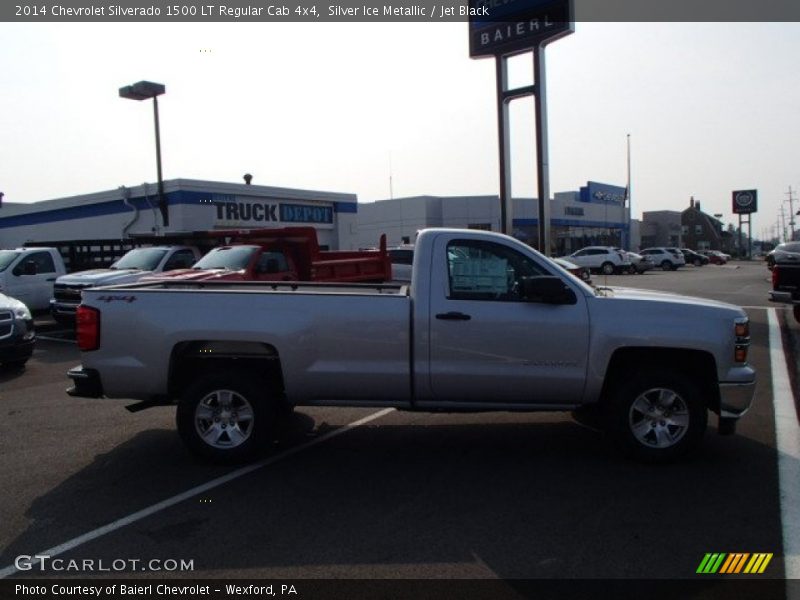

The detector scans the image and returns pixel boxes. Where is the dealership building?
[356,181,638,255]
[1,178,639,265]
[0,178,359,251]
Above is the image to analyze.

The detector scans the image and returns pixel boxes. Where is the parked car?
[0,292,35,369]
[51,246,201,324]
[639,247,686,271]
[766,241,800,270]
[68,227,756,464]
[701,250,728,265]
[680,248,710,267]
[553,258,592,283]
[564,246,631,275]
[625,251,655,274]
[0,247,67,312]
[388,245,415,282]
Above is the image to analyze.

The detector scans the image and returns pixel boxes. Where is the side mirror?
[520,276,577,305]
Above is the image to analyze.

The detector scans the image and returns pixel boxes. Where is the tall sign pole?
[732,189,758,259]
[533,46,551,254]
[625,133,632,250]
[469,0,573,253]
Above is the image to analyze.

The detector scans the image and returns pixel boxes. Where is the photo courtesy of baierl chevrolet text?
[1,1,799,599]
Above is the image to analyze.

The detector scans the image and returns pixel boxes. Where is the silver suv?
[640,247,686,271]
[565,246,631,275]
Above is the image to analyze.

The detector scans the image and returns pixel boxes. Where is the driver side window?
[446,239,548,302]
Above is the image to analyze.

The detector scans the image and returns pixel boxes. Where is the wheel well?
[168,341,286,401]
[601,347,720,412]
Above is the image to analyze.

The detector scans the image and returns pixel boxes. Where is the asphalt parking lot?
[0,261,798,599]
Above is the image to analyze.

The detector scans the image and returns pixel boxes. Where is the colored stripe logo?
[697,553,773,574]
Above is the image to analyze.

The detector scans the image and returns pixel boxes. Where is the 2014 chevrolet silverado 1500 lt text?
[67,229,756,463]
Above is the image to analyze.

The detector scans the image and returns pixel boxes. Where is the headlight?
[12,302,31,320]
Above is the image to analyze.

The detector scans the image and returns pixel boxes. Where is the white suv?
[564,246,631,275]
[640,247,686,271]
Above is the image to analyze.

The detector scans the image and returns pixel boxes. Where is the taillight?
[76,305,100,351]
[772,266,779,288]
[734,318,750,364]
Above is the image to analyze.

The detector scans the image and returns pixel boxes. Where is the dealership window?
[695,225,703,235]
[446,239,548,302]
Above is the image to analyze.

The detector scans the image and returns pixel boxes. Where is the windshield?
[0,250,20,272]
[112,248,169,271]
[193,246,257,270]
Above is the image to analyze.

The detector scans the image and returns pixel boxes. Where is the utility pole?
[779,205,788,242]
[786,186,797,241]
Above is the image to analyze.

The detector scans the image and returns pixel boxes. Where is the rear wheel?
[607,369,707,463]
[177,371,275,463]
[694,258,703,267]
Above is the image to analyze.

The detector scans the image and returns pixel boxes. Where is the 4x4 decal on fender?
[95,295,137,303]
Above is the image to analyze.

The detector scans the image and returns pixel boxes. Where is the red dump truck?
[146,227,391,284]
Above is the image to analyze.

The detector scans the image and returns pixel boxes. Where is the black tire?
[1,358,29,370]
[606,368,707,463]
[694,259,703,267]
[601,262,615,275]
[176,370,275,463]
[661,260,672,271]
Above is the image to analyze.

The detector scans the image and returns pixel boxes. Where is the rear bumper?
[67,366,104,398]
[769,290,799,305]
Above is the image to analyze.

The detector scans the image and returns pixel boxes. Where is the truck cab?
[0,247,66,312]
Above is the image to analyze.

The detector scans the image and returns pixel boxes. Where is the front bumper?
[0,318,35,363]
[67,366,104,398]
[50,299,78,320]
[718,375,756,419]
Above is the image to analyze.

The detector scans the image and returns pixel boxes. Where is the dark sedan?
[681,249,710,266]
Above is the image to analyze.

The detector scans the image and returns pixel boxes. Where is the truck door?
[252,250,296,281]
[428,237,590,405]
[10,251,59,311]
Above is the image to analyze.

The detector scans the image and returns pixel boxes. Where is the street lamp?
[119,80,168,228]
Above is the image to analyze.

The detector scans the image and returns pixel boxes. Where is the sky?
[1,21,799,239]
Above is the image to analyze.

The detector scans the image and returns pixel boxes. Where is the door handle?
[435,311,471,321]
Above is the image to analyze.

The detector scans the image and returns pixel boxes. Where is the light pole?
[119,80,168,228]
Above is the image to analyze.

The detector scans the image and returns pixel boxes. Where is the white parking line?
[767,308,800,583]
[0,407,395,579]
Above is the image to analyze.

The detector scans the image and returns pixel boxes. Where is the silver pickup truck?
[68,229,756,463]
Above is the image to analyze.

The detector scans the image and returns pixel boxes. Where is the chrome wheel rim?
[628,388,689,448]
[194,389,255,449]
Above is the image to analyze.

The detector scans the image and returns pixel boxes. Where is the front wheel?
[177,371,275,463]
[607,369,707,463]
[661,260,672,271]
[601,262,615,275]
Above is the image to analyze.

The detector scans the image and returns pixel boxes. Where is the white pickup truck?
[51,246,201,323]
[0,247,67,312]
[68,229,756,463]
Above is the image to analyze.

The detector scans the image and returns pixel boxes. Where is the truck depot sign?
[469,0,574,58]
